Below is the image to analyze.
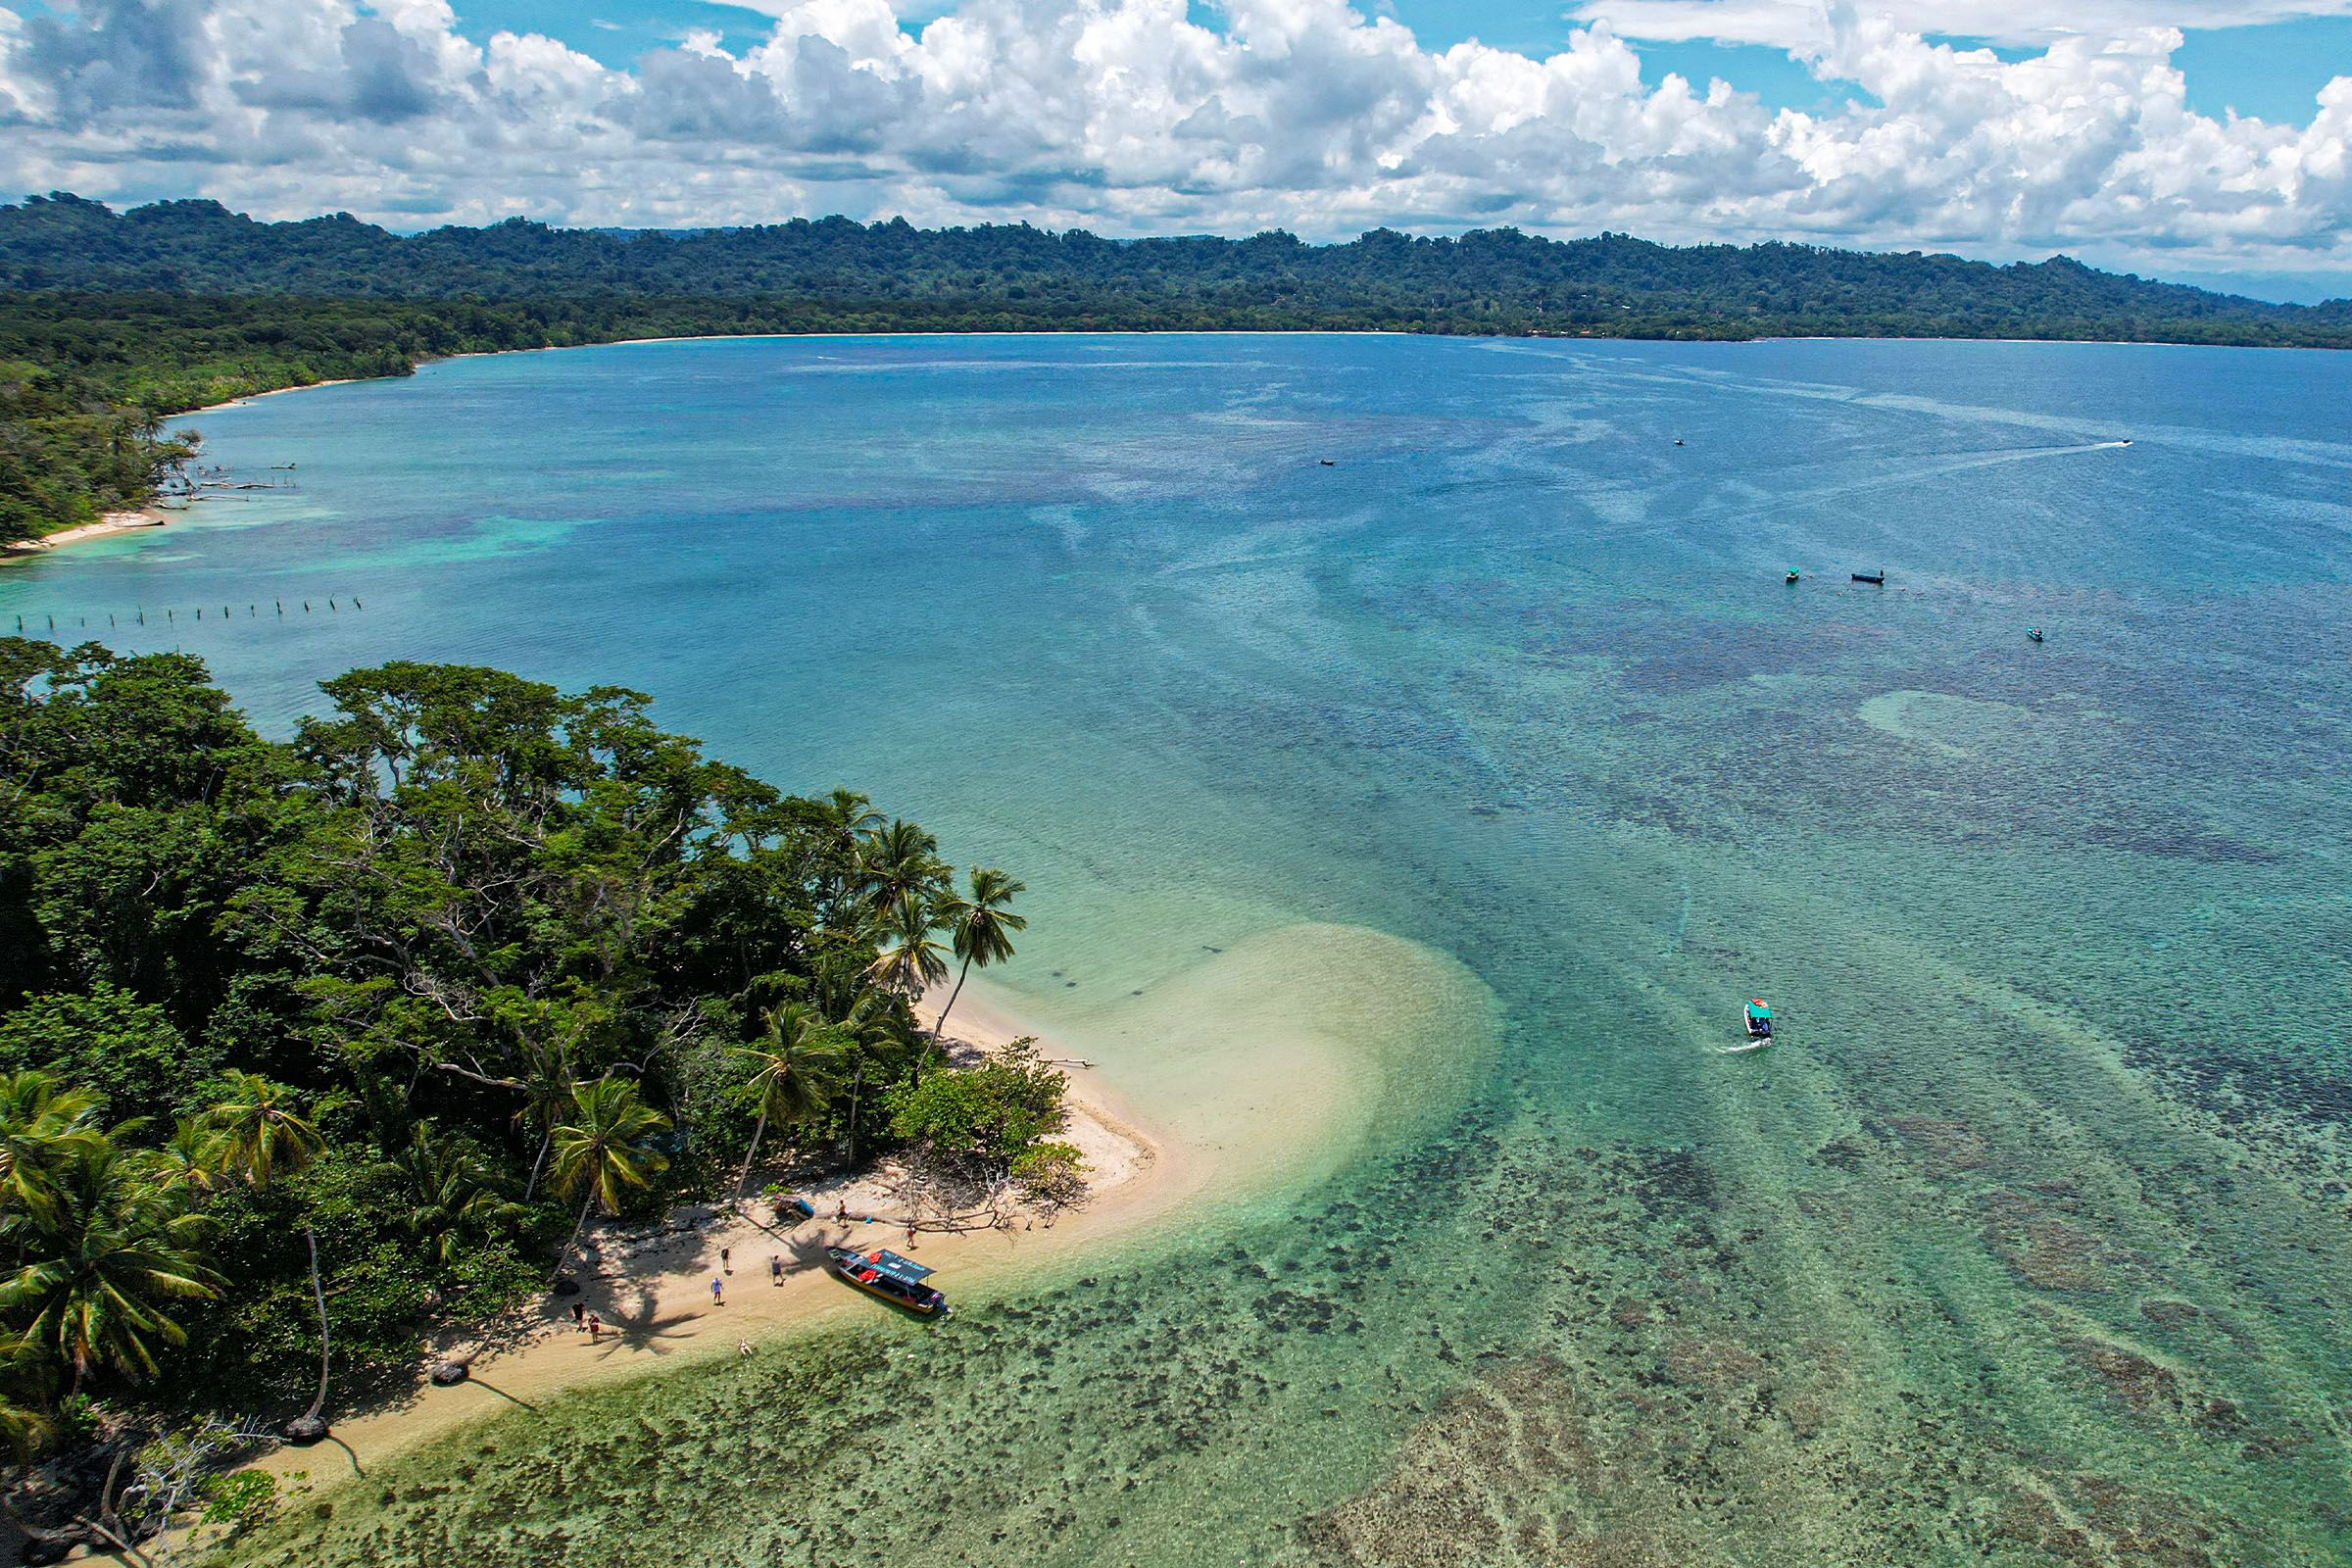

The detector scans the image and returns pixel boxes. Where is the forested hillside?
[3,192,2347,543]
[7,193,2348,344]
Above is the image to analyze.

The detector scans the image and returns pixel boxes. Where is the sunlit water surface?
[7,334,2350,1566]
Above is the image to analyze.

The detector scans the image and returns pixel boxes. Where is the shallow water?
[9,333,2351,1565]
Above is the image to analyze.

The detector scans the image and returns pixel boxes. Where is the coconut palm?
[0,1140,220,1394]
[204,1072,324,1189]
[513,1038,576,1201]
[145,1118,224,1202]
[0,1333,52,1461]
[728,1004,847,1207]
[931,867,1028,1047]
[547,1077,670,1280]
[0,1070,106,1225]
[864,892,949,1008]
[858,819,944,918]
[204,1072,333,1433]
[383,1124,523,1268]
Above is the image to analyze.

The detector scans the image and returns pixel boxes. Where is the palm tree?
[0,1070,106,1225]
[0,1333,53,1461]
[728,1004,847,1208]
[145,1118,224,1202]
[931,867,1027,1047]
[864,891,948,1008]
[513,1039,575,1201]
[0,1140,220,1395]
[383,1124,522,1268]
[858,819,943,918]
[547,1077,670,1281]
[204,1072,333,1436]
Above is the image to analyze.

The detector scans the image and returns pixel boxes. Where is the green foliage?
[0,637,955,1429]
[0,984,213,1126]
[889,1040,1069,1183]
[1009,1141,1087,1204]
[200,1467,278,1529]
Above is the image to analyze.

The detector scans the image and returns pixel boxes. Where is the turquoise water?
[8,334,2351,1564]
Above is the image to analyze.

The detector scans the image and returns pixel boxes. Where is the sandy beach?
[2,505,174,559]
[244,919,1482,1494]
[248,984,1184,1489]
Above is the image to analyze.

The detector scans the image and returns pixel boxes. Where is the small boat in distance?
[1719,999,1776,1054]
[826,1247,949,1316]
[2027,627,2045,643]
[1852,570,1886,585]
[1319,459,1335,466]
[1786,569,1801,584]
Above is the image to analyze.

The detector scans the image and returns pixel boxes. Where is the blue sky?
[6,0,2347,297]
[453,0,2352,125]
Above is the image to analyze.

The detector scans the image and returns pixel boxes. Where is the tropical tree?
[382,1124,522,1268]
[864,892,948,1007]
[146,1118,223,1202]
[728,1004,847,1208]
[203,1072,333,1435]
[0,1139,220,1394]
[858,819,944,919]
[0,1070,106,1225]
[547,1077,669,1280]
[0,1333,52,1461]
[512,1038,575,1201]
[931,867,1027,1048]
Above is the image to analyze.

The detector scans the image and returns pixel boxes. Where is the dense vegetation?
[8,193,2349,343]
[0,641,1044,1552]
[3,189,2347,539]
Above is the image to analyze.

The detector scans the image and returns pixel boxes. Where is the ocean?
[7,332,2348,1565]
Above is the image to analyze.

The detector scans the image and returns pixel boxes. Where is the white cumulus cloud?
[0,0,2343,283]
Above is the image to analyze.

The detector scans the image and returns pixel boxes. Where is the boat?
[825,1246,949,1316]
[1851,570,1885,585]
[2027,627,2044,643]
[1786,569,1801,584]
[1718,999,1775,1054]
[1318,459,1335,466]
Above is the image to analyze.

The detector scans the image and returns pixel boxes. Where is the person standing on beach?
[768,1254,782,1285]
[587,1312,603,1344]
[712,1276,725,1306]
[571,1301,585,1329]
[720,1247,731,1274]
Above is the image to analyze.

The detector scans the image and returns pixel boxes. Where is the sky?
[2,0,2348,299]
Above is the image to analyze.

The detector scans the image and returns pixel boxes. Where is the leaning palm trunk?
[301,1226,330,1425]
[733,1106,769,1211]
[929,953,975,1057]
[554,1188,599,1283]
[523,1126,553,1200]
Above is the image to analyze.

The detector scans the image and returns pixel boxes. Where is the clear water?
[8,334,2350,1565]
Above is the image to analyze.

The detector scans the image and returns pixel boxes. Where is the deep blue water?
[8,333,2350,1566]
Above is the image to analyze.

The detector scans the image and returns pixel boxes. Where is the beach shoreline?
[244,979,1189,1490]
[2,505,175,561]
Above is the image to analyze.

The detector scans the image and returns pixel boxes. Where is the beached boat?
[826,1246,949,1316]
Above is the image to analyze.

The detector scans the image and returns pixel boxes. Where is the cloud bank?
[0,0,2346,279]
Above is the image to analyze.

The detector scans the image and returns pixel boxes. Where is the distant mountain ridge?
[3,192,2347,348]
